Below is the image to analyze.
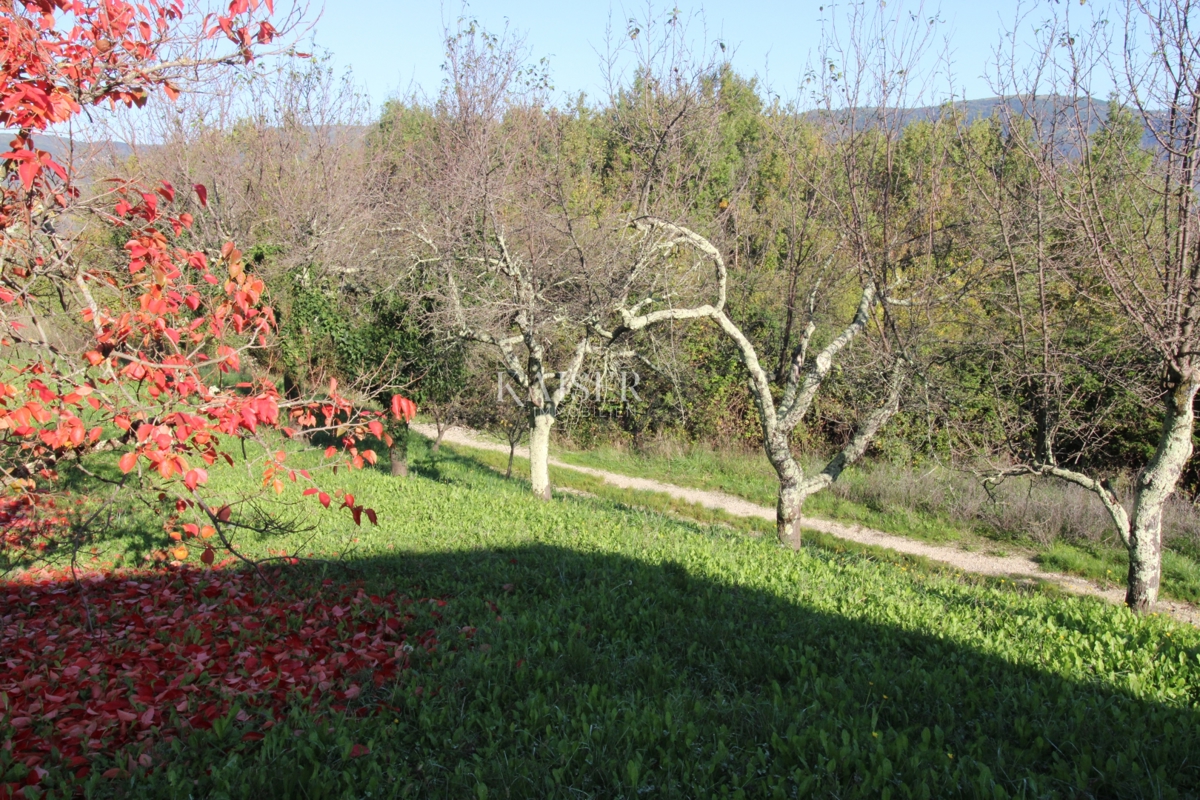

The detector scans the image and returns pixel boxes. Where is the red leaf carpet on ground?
[0,568,438,791]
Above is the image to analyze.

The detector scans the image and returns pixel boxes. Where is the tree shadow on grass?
[335,546,1200,799]
[70,540,1197,799]
[0,459,165,573]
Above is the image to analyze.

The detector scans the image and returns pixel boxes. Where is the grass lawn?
[7,435,1200,798]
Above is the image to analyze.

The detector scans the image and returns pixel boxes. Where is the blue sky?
[307,0,1097,113]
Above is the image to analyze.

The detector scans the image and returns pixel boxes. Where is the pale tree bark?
[438,202,728,500]
[528,410,555,500]
[720,293,907,544]
[984,0,1200,611]
[1127,378,1198,608]
[986,374,1199,610]
[610,216,907,543]
[448,251,592,500]
[388,20,738,502]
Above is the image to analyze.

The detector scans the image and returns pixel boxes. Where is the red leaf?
[118,452,138,474]
[184,468,208,491]
[348,743,370,759]
[390,395,417,422]
[365,508,378,526]
[318,492,330,508]
[194,184,208,206]
[200,547,215,565]
[17,160,38,190]
[0,569,448,776]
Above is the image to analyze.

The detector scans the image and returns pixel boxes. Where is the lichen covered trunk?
[776,479,804,544]
[529,410,554,501]
[1125,379,1198,611]
[765,430,804,544]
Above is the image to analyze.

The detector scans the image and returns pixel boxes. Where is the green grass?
[438,439,961,577]
[1037,542,1200,604]
[546,441,1200,603]
[26,436,1200,798]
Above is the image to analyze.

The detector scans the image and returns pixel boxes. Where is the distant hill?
[0,133,137,164]
[0,100,1156,169]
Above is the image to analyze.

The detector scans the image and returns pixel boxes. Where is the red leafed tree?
[0,1,392,570]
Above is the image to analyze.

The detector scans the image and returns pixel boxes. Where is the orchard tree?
[380,19,727,500]
[985,0,1200,611]
[0,0,397,570]
[614,3,955,543]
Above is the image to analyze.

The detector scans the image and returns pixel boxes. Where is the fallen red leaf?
[0,566,454,783]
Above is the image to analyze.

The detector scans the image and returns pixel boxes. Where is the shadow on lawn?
[72,543,1197,799]
[26,435,1200,798]
[331,547,1200,798]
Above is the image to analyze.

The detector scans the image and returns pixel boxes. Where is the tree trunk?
[765,432,805,544]
[776,478,803,544]
[390,424,409,478]
[506,445,516,479]
[432,419,446,453]
[529,410,554,500]
[1125,378,1198,610]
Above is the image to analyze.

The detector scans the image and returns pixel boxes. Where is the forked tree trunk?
[390,424,409,478]
[528,410,554,500]
[1125,379,1198,610]
[762,362,905,546]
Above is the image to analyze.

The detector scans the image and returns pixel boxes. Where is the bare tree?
[629,2,954,543]
[984,0,1200,611]
[378,20,726,500]
[425,395,463,454]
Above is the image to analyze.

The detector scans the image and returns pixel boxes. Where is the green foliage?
[67,436,1200,798]
[272,267,465,407]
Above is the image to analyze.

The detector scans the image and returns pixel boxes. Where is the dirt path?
[415,423,1200,626]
